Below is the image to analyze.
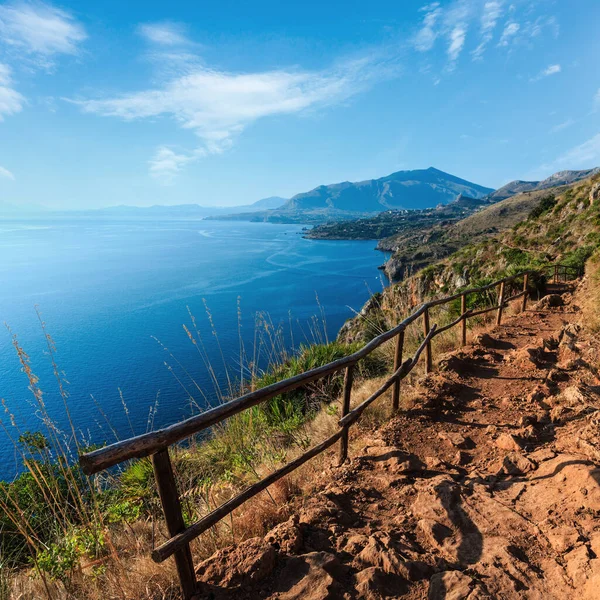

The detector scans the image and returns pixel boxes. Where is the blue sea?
[0,218,387,480]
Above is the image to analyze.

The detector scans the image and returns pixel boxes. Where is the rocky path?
[194,285,600,600]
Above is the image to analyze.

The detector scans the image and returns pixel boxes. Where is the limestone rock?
[496,433,523,451]
[274,552,343,600]
[265,515,303,554]
[196,537,276,588]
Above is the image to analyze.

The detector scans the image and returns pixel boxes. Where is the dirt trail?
[195,282,600,600]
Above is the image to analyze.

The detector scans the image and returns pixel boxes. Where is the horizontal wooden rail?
[78,263,582,598]
[151,428,344,563]
[80,304,428,475]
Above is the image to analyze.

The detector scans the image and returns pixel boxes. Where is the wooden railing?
[78,263,581,598]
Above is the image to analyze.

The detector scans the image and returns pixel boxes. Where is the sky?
[0,0,599,209]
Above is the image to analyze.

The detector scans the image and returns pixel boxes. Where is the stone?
[501,452,536,476]
[527,448,556,463]
[455,450,472,466]
[196,537,277,588]
[496,433,523,451]
[275,552,343,600]
[564,544,592,588]
[474,333,497,348]
[428,570,477,600]
[418,518,454,551]
[355,567,409,599]
[438,431,470,449]
[590,181,600,206]
[265,515,303,554]
[546,526,581,553]
[536,294,564,309]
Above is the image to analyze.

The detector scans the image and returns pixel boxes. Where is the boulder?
[536,294,564,309]
[265,515,303,554]
[274,552,343,600]
[196,537,277,588]
[496,433,523,451]
[427,570,481,600]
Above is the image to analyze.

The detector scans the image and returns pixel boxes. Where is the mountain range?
[211,167,494,223]
[485,168,600,202]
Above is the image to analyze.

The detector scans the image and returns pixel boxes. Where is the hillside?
[380,186,568,281]
[487,167,599,201]
[339,173,600,344]
[209,167,493,223]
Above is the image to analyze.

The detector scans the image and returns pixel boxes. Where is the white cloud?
[0,165,15,180]
[550,118,574,133]
[0,1,86,63]
[74,55,393,179]
[530,63,561,82]
[138,22,190,47]
[448,24,468,63]
[538,132,600,175]
[498,21,520,46]
[0,63,25,120]
[414,3,442,52]
[149,146,200,184]
[472,0,503,60]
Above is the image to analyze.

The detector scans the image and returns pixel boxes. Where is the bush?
[529,194,557,220]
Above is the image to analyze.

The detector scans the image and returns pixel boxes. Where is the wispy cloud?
[447,23,467,65]
[0,165,15,180]
[530,63,561,82]
[74,54,397,181]
[149,146,200,184]
[137,22,191,47]
[0,1,86,68]
[498,21,520,46]
[534,133,600,178]
[0,62,25,120]
[550,118,574,133]
[472,0,503,60]
[414,3,442,52]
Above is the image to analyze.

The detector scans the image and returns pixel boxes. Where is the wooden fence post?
[521,273,529,312]
[460,293,467,347]
[392,331,404,411]
[338,364,354,464]
[554,264,558,283]
[152,450,197,600]
[423,308,432,374]
[496,281,506,325]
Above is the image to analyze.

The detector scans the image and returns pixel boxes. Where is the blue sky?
[0,0,599,209]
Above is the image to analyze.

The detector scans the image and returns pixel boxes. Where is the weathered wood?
[522,273,529,312]
[461,293,467,346]
[152,450,196,599]
[80,306,429,475]
[435,310,472,335]
[340,324,437,428]
[423,308,432,374]
[496,281,506,325]
[152,429,343,563]
[554,264,559,283]
[392,331,404,411]
[338,364,354,465]
[79,264,570,477]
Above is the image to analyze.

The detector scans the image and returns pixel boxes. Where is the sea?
[0,217,388,480]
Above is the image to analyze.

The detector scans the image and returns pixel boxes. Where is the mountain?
[209,168,493,223]
[64,196,288,219]
[281,167,492,212]
[250,196,288,209]
[486,168,600,202]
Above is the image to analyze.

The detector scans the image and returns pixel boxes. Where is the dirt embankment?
[193,281,600,600]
